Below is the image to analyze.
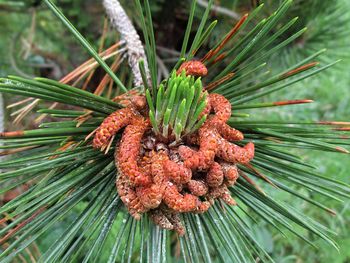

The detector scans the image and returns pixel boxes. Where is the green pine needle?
[43,0,127,93]
[146,72,208,142]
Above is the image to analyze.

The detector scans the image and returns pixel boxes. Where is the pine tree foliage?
[0,0,349,262]
[263,0,350,68]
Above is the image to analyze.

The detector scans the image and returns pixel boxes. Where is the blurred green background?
[0,0,349,262]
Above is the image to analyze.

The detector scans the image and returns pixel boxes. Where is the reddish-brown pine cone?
[166,212,186,236]
[178,145,196,159]
[196,201,211,213]
[208,93,231,122]
[135,151,169,209]
[151,206,186,236]
[117,117,152,186]
[136,184,165,209]
[113,89,139,101]
[116,172,147,220]
[181,125,218,170]
[113,93,147,111]
[150,151,169,185]
[220,162,239,186]
[161,207,186,236]
[187,180,209,196]
[93,107,136,149]
[113,91,146,110]
[129,95,147,111]
[163,183,199,212]
[216,122,244,141]
[182,102,253,166]
[94,58,254,232]
[220,186,237,206]
[216,138,255,164]
[163,160,192,184]
[207,185,236,206]
[177,60,208,77]
[150,209,174,231]
[186,123,243,145]
[200,93,244,141]
[206,162,224,187]
[207,94,243,141]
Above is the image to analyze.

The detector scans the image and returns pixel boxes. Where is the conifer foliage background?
[0,0,350,262]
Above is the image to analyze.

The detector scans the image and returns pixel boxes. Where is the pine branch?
[103,0,150,88]
[197,0,241,20]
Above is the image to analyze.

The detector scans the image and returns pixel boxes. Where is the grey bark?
[103,0,150,88]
